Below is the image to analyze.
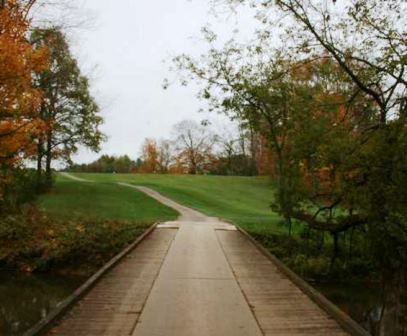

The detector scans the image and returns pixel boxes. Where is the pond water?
[0,272,84,335]
[0,271,382,335]
[314,281,383,335]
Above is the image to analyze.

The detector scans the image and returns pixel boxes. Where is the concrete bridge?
[28,185,367,336]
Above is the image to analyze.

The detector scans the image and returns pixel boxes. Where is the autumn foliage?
[0,1,48,166]
[0,1,48,202]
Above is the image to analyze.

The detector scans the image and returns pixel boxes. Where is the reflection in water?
[0,272,84,335]
[314,281,382,335]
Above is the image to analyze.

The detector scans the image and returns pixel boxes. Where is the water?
[314,281,383,335]
[0,271,382,335]
[0,272,84,335]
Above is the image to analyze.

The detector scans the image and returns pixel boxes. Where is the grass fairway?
[38,174,178,223]
[63,173,290,235]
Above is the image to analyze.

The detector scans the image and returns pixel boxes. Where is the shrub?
[0,207,150,275]
[0,168,46,213]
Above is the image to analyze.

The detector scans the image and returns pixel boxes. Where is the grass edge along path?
[68,173,291,236]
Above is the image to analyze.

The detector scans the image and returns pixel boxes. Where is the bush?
[0,168,47,213]
[0,207,150,275]
[249,230,375,281]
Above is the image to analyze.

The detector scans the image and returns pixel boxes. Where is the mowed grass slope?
[66,173,288,235]
[39,174,178,223]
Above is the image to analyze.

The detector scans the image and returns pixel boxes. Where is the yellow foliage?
[0,0,48,167]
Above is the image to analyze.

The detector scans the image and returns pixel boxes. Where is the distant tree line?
[137,119,273,176]
[68,155,140,174]
[69,119,275,176]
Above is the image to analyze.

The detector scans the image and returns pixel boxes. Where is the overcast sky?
[37,0,258,164]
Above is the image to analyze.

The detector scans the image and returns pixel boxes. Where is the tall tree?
[172,120,217,174]
[32,28,104,185]
[157,139,173,173]
[181,0,407,332]
[0,0,47,205]
[140,138,159,173]
[231,1,407,332]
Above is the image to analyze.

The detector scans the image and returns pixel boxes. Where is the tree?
[31,28,104,186]
[139,138,159,173]
[0,0,48,206]
[212,124,258,176]
[181,0,407,332]
[232,1,407,331]
[0,0,37,15]
[172,120,217,174]
[157,139,173,173]
[174,46,302,232]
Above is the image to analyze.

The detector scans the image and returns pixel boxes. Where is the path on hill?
[49,184,349,336]
[60,172,92,182]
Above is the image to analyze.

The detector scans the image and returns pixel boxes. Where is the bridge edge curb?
[235,226,371,336]
[23,222,160,336]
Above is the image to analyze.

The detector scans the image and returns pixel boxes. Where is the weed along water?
[0,271,84,335]
[314,281,383,335]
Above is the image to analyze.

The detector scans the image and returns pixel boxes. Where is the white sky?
[37,0,258,164]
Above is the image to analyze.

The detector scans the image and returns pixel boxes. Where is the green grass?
[62,173,290,235]
[38,174,178,223]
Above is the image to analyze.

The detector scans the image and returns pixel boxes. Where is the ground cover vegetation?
[169,0,407,333]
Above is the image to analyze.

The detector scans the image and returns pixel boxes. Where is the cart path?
[60,172,92,182]
[49,184,349,336]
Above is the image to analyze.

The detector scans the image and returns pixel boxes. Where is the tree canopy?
[32,27,104,184]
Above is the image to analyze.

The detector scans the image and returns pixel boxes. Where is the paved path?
[60,172,92,182]
[49,185,348,336]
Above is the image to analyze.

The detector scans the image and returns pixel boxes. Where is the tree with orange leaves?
[0,0,48,204]
[139,138,159,173]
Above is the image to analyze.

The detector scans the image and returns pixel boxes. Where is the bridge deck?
[47,186,349,336]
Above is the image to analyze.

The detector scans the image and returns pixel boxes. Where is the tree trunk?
[286,215,292,236]
[249,127,257,175]
[45,131,53,187]
[36,141,44,191]
[317,231,325,251]
[348,227,355,260]
[330,232,340,268]
[275,145,293,233]
[380,268,407,335]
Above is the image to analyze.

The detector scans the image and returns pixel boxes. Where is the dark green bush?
[0,168,49,213]
[0,208,150,275]
[250,229,375,281]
